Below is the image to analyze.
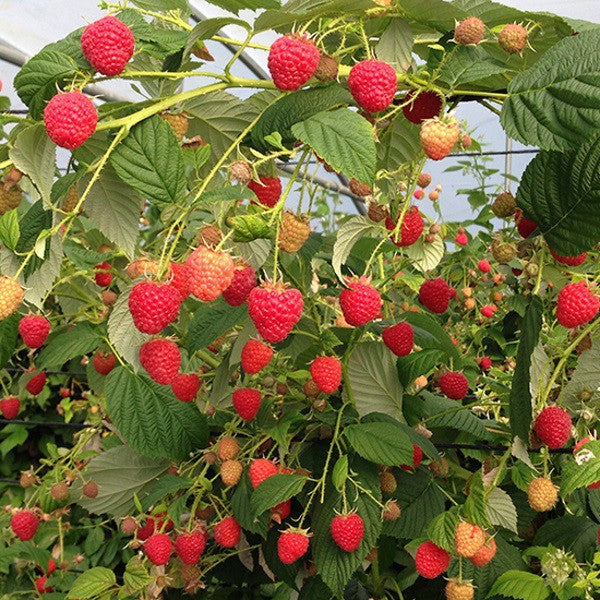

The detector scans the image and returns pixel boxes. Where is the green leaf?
[509,296,543,442]
[74,445,169,517]
[141,474,192,511]
[251,474,307,515]
[515,133,600,255]
[346,342,404,421]
[344,422,412,466]
[230,213,275,242]
[66,567,117,599]
[9,123,56,205]
[131,0,189,10]
[187,297,248,354]
[486,487,518,533]
[231,474,269,536]
[203,0,279,15]
[436,46,507,88]
[111,116,185,205]
[37,323,101,369]
[0,209,20,251]
[427,510,460,552]
[399,311,460,360]
[377,115,421,171]
[561,336,600,409]
[533,514,598,562]
[488,570,549,600]
[84,166,143,257]
[396,348,445,387]
[404,236,445,273]
[15,200,51,254]
[122,557,153,594]
[105,367,209,461]
[501,30,600,151]
[332,455,348,491]
[291,108,377,185]
[561,454,600,496]
[14,50,79,119]
[375,18,413,73]
[249,85,353,154]
[24,234,64,309]
[184,17,249,55]
[0,314,19,369]
[332,216,380,281]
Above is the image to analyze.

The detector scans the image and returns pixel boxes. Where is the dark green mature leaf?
[184,17,249,56]
[427,510,460,551]
[66,567,117,599]
[187,297,248,354]
[488,571,549,600]
[515,133,600,255]
[75,445,169,517]
[38,323,101,369]
[376,18,413,72]
[14,50,79,119]
[377,115,420,171]
[509,296,543,442]
[15,200,51,254]
[344,422,413,466]
[292,108,377,185]
[251,474,307,515]
[0,314,19,369]
[111,116,185,204]
[204,0,279,15]
[400,311,460,360]
[249,85,353,153]
[534,515,598,561]
[561,446,600,495]
[397,348,445,387]
[105,367,208,461]
[501,30,600,151]
[141,474,192,511]
[231,474,269,536]
[436,46,507,88]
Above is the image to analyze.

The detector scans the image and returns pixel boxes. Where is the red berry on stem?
[310,356,342,393]
[277,529,310,564]
[339,276,382,327]
[81,15,134,76]
[128,281,181,335]
[402,90,443,124]
[213,516,241,548]
[248,176,282,208]
[268,34,320,91]
[232,388,262,421]
[534,406,572,449]
[44,92,98,149]
[139,338,181,385]
[241,339,273,374]
[171,373,201,402]
[18,315,51,348]
[382,322,414,357]
[330,512,364,552]
[222,265,256,306]
[415,540,450,578]
[348,60,397,113]
[439,371,469,400]
[144,533,173,565]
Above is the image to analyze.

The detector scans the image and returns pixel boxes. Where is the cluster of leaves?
[0,0,599,599]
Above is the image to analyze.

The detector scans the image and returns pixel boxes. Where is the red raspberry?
[139,338,181,385]
[549,249,587,266]
[213,516,241,548]
[268,34,320,91]
[35,576,52,594]
[171,372,200,402]
[556,281,599,328]
[310,356,342,393]
[45,558,57,575]
[249,458,279,488]
[26,371,46,396]
[241,339,273,374]
[169,262,190,300]
[136,513,173,541]
[401,444,424,471]
[339,276,382,327]
[455,232,468,246]
[248,176,282,208]
[18,315,51,348]
[478,357,492,371]
[382,322,414,356]
[93,350,116,375]
[185,246,235,302]
[439,371,469,400]
[128,281,181,335]
[277,528,310,564]
[81,15,134,76]
[0,396,20,419]
[175,531,207,565]
[330,512,364,552]
[232,387,262,421]
[514,209,537,238]
[420,116,460,160]
[534,406,572,449]
[348,60,397,113]
[94,262,112,287]
[481,305,494,318]
[144,533,173,565]
[468,535,497,566]
[402,90,443,124]
[248,280,304,343]
[272,499,291,521]
[11,510,39,540]
[222,265,256,306]
[455,521,485,557]
[414,540,450,578]
[385,206,424,247]
[44,91,98,149]
[418,278,454,313]
[478,259,491,273]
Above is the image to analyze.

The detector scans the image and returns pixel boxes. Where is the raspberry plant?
[0,0,599,598]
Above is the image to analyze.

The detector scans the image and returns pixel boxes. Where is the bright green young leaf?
[230,213,275,242]
[332,455,348,491]
[291,108,377,185]
[0,209,20,251]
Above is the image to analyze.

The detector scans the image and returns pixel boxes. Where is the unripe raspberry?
[498,23,528,55]
[268,34,320,91]
[420,116,460,160]
[527,477,558,512]
[304,379,320,397]
[418,172,432,188]
[82,480,99,498]
[50,481,69,501]
[160,111,189,141]
[314,54,338,81]
[491,192,516,218]
[414,540,450,578]
[121,516,139,535]
[382,500,401,521]
[454,17,485,45]
[534,406,572,449]
[20,471,37,488]
[220,460,243,487]
[367,202,388,222]
[278,212,311,253]
[0,275,24,320]
[468,535,496,566]
[445,579,475,600]
[454,522,485,558]
[197,224,223,248]
[491,239,516,263]
[379,471,397,493]
[44,92,98,149]
[229,161,253,184]
[349,178,372,197]
[81,15,135,76]
[0,187,22,215]
[3,167,22,190]
[348,60,397,113]
[186,246,235,302]
[217,437,239,461]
